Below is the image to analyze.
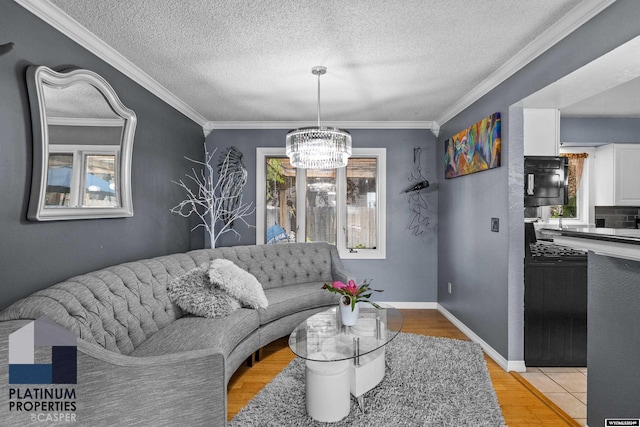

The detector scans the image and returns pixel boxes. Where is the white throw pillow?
[209,259,269,309]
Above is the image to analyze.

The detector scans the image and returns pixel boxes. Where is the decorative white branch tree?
[171,144,255,248]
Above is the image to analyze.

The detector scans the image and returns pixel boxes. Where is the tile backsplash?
[595,206,640,229]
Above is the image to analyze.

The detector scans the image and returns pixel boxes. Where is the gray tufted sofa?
[0,242,347,426]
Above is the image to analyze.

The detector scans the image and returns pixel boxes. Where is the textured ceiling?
[43,0,593,127]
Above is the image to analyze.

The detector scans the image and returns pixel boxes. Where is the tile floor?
[519,367,587,426]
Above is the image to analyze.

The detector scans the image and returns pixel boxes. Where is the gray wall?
[561,117,640,144]
[207,129,439,303]
[437,0,640,361]
[587,252,640,425]
[0,1,205,310]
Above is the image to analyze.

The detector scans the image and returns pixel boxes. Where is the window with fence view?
[259,148,385,259]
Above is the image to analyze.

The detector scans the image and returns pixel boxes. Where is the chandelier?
[286,66,352,169]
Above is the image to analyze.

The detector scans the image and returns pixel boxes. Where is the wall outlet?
[448,282,452,294]
[491,217,499,232]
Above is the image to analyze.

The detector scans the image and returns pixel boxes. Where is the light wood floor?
[227,309,580,426]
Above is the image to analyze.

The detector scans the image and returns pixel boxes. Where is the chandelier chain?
[317,70,321,127]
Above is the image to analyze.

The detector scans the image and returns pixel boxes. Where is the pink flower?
[332,281,346,290]
[345,280,359,296]
[322,278,382,309]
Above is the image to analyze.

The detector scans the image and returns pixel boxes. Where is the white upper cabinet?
[523,108,560,156]
[594,144,640,206]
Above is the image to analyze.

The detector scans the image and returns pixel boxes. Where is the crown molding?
[14,0,208,127]
[203,121,439,137]
[436,0,617,127]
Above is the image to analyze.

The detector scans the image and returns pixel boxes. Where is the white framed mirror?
[26,65,136,221]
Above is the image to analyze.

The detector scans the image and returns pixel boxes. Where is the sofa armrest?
[74,339,227,426]
[329,244,351,283]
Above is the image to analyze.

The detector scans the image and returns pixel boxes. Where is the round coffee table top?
[288,304,403,362]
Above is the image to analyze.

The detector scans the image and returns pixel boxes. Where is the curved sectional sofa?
[0,242,347,426]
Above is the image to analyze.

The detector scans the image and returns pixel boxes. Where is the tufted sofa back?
[0,242,340,354]
[186,242,337,290]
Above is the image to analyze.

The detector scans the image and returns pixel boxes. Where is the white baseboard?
[436,305,526,372]
[507,359,527,372]
[379,303,525,372]
[380,302,438,309]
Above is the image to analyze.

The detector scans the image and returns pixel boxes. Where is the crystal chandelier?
[286,66,352,169]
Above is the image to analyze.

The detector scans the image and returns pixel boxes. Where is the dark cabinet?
[524,259,587,366]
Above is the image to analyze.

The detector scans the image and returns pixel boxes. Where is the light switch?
[491,217,499,232]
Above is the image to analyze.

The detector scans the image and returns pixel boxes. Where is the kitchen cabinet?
[523,108,560,156]
[524,259,587,366]
[594,143,640,206]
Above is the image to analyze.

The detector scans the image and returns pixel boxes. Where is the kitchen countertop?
[540,226,640,260]
[540,227,640,245]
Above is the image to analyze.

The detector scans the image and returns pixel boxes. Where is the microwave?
[524,156,568,207]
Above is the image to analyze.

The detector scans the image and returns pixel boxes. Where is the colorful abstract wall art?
[444,112,501,179]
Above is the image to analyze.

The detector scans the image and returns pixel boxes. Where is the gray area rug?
[229,333,506,426]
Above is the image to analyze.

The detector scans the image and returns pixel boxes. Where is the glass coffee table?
[288,304,403,423]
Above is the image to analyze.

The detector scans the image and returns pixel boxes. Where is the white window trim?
[256,147,283,244]
[340,148,386,259]
[256,147,386,259]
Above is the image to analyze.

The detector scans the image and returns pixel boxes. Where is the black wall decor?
[406,147,430,236]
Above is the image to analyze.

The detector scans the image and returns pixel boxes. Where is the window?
[545,149,591,225]
[257,148,386,259]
